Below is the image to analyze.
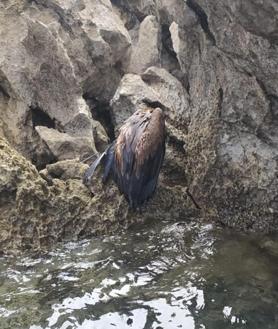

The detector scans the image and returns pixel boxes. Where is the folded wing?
[113,107,165,209]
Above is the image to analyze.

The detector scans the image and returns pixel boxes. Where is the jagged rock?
[128,15,160,74]
[0,0,130,165]
[32,0,132,98]
[169,22,184,70]
[111,0,157,25]
[157,0,192,27]
[35,126,97,161]
[177,0,278,231]
[0,137,196,253]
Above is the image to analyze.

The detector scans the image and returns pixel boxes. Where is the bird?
[83,106,166,210]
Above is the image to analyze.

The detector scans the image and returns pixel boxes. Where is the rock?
[157,0,192,27]
[177,0,278,231]
[0,137,196,254]
[260,238,278,258]
[39,159,89,181]
[111,69,189,145]
[110,73,158,128]
[169,22,184,70]
[142,66,190,124]
[128,15,160,74]
[0,0,130,166]
[1,0,278,253]
[35,126,97,161]
[111,0,157,26]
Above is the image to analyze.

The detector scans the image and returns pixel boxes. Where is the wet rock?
[260,238,278,258]
[1,0,278,253]
[0,137,196,253]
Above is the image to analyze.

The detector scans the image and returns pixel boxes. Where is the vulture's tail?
[83,142,115,187]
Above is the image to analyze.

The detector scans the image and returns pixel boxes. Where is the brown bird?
[83,106,166,210]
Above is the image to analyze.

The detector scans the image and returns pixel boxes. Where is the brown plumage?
[83,107,166,210]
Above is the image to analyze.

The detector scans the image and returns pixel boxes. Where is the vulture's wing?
[113,108,165,208]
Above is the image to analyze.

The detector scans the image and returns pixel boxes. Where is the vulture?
[83,106,166,210]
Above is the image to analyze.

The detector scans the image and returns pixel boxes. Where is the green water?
[0,219,278,329]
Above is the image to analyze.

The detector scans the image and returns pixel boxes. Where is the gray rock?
[110,73,159,128]
[35,126,97,161]
[128,15,160,74]
[142,66,190,123]
[157,0,193,27]
[178,0,278,231]
[0,0,130,166]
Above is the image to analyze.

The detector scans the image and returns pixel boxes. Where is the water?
[0,219,278,329]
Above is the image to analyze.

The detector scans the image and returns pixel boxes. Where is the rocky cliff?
[0,0,277,252]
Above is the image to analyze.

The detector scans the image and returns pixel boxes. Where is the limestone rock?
[110,73,159,128]
[39,159,89,181]
[157,0,193,27]
[142,66,190,124]
[0,0,130,166]
[35,126,97,161]
[0,137,196,253]
[128,15,160,74]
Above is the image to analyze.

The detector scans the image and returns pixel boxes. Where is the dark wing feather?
[113,108,165,208]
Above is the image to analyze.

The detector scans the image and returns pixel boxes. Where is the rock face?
[0,0,129,166]
[178,0,278,231]
[0,0,278,252]
[0,137,195,253]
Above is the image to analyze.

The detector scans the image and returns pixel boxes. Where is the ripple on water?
[0,220,278,329]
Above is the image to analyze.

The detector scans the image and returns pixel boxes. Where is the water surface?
[0,219,278,329]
